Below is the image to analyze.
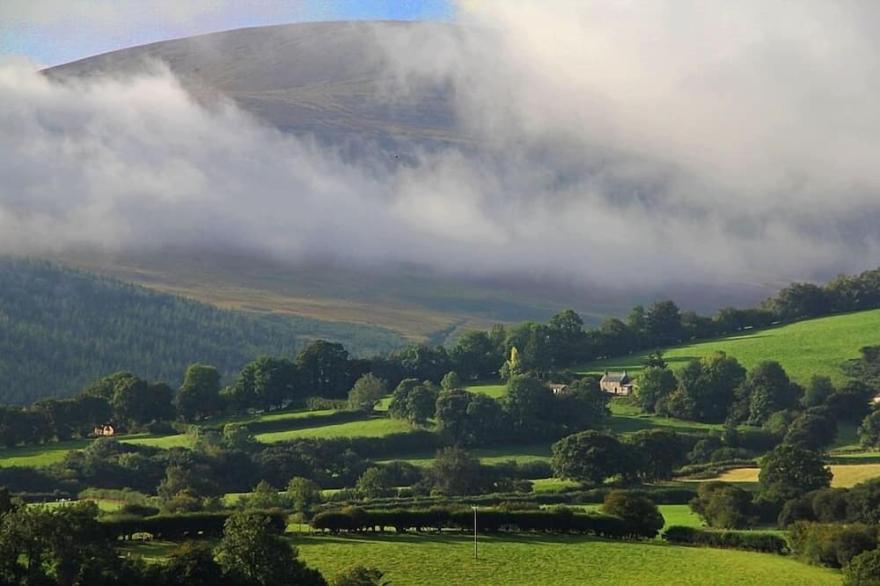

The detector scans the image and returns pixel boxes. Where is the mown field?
[122,533,840,586]
[290,534,840,586]
[253,417,414,442]
[578,309,880,384]
[713,463,880,488]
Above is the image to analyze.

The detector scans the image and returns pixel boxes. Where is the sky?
[0,0,454,66]
[2,1,880,298]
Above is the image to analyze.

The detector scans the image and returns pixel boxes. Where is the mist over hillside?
[4,6,880,328]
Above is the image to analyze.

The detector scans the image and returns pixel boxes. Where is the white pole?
[473,506,478,560]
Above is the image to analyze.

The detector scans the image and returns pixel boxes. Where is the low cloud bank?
[2,1,880,291]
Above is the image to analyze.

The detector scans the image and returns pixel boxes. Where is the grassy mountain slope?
[0,258,403,403]
[578,309,880,384]
[56,250,627,343]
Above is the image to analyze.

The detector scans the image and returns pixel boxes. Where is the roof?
[601,371,630,383]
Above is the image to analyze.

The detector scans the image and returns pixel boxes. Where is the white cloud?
[2,2,880,294]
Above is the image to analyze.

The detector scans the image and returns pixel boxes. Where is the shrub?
[663,526,787,554]
[601,490,665,539]
[844,548,880,586]
[689,482,755,529]
[789,522,878,568]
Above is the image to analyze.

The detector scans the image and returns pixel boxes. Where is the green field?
[0,440,91,467]
[579,309,880,384]
[0,408,415,468]
[573,503,703,530]
[286,533,840,586]
[121,533,840,585]
[380,444,553,469]
[254,417,414,442]
[467,383,507,398]
[606,399,727,435]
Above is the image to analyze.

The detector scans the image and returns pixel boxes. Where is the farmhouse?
[92,424,116,437]
[548,383,569,395]
[600,371,633,395]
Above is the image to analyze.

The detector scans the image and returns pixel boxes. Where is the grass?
[531,477,579,493]
[607,398,726,435]
[254,417,414,442]
[578,309,880,385]
[574,503,703,530]
[121,533,841,585]
[380,444,553,469]
[0,407,413,468]
[121,434,193,449]
[61,250,587,342]
[657,504,704,529]
[0,439,91,467]
[467,383,507,399]
[286,533,840,586]
[712,463,880,488]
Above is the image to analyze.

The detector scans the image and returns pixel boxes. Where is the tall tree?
[297,341,352,399]
[215,511,326,586]
[768,282,831,321]
[449,331,505,381]
[663,352,746,423]
[347,374,387,413]
[504,375,555,437]
[551,430,630,485]
[162,541,226,586]
[636,366,677,413]
[427,447,484,495]
[547,309,587,367]
[741,361,800,425]
[645,300,683,345]
[232,356,298,410]
[434,388,475,443]
[177,364,222,421]
[803,375,835,408]
[758,445,832,503]
[111,376,175,428]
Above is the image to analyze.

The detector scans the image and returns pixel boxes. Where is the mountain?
[41,22,774,338]
[0,258,403,404]
[45,21,462,152]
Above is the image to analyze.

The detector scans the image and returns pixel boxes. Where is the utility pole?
[473,506,478,560]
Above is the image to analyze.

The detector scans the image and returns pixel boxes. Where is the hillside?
[578,309,880,384]
[0,258,403,403]
[40,22,775,339]
[53,250,628,343]
[45,21,464,152]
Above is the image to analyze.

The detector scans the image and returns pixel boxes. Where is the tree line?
[310,489,664,540]
[6,259,880,409]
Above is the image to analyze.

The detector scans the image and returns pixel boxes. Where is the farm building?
[600,371,633,395]
[548,383,569,395]
[92,424,116,437]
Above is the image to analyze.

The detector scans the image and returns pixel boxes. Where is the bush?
[601,490,665,538]
[663,526,787,554]
[844,548,880,586]
[790,522,878,568]
[101,510,287,540]
[689,482,755,529]
[310,506,639,539]
[305,397,350,411]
